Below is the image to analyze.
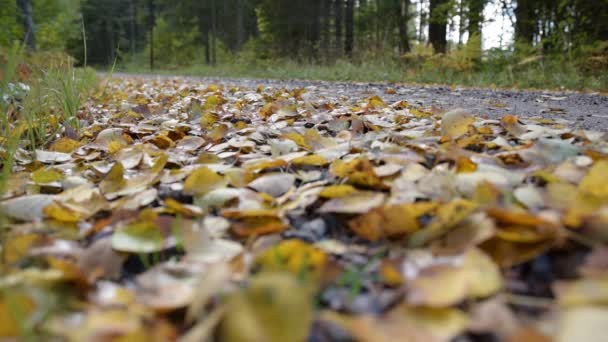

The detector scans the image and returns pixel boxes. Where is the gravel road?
[112,73,608,130]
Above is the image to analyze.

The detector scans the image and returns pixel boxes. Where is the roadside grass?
[0,45,98,340]
[0,45,97,239]
[121,56,607,92]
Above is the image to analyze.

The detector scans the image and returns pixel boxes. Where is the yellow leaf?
[407,248,501,307]
[579,160,608,200]
[0,291,35,338]
[291,154,329,167]
[282,132,311,151]
[441,109,475,139]
[219,273,314,342]
[203,94,225,110]
[44,201,86,223]
[31,168,63,184]
[244,158,288,172]
[366,95,386,109]
[348,202,438,241]
[164,198,202,217]
[409,199,478,247]
[320,305,467,342]
[183,167,227,196]
[380,260,403,286]
[148,134,174,149]
[208,124,228,143]
[256,239,327,278]
[108,140,126,154]
[100,162,126,195]
[319,184,358,199]
[330,158,387,189]
[501,115,527,137]
[223,209,287,238]
[49,137,81,153]
[2,233,45,264]
[456,156,477,173]
[200,112,219,129]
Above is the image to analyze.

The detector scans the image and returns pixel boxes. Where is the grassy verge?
[0,46,97,339]
[121,57,607,92]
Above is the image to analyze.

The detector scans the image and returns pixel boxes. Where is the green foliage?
[33,0,81,51]
[0,3,22,47]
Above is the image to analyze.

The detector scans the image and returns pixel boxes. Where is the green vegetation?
[0,45,96,218]
[123,43,608,91]
[2,1,608,91]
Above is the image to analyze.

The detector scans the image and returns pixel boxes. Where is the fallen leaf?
[183,167,228,196]
[441,109,475,139]
[318,191,385,214]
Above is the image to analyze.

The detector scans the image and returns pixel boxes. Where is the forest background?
[2,0,607,91]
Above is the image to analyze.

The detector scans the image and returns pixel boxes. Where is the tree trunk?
[514,0,535,45]
[211,0,217,66]
[198,14,210,65]
[467,0,484,55]
[311,0,322,60]
[148,0,155,70]
[429,0,449,53]
[320,0,330,59]
[130,0,136,58]
[106,16,115,65]
[345,0,354,56]
[398,0,411,54]
[334,0,343,58]
[16,0,36,51]
[419,0,427,42]
[467,0,485,38]
[458,0,466,45]
[236,0,245,50]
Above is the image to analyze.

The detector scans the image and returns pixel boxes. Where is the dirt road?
[112,73,608,130]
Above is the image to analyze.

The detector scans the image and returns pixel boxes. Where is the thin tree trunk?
[345,0,354,57]
[16,0,36,51]
[334,0,343,58]
[320,0,330,59]
[419,0,427,42]
[211,0,217,66]
[236,0,245,50]
[130,0,136,58]
[107,16,115,65]
[514,0,535,46]
[398,0,411,54]
[458,0,466,45]
[148,0,155,70]
[312,0,322,60]
[429,0,448,53]
[467,0,484,55]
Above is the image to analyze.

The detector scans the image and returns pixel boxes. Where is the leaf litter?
[1,77,608,341]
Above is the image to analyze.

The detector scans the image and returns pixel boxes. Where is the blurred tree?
[17,0,36,51]
[345,0,354,56]
[514,0,535,46]
[429,0,449,53]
